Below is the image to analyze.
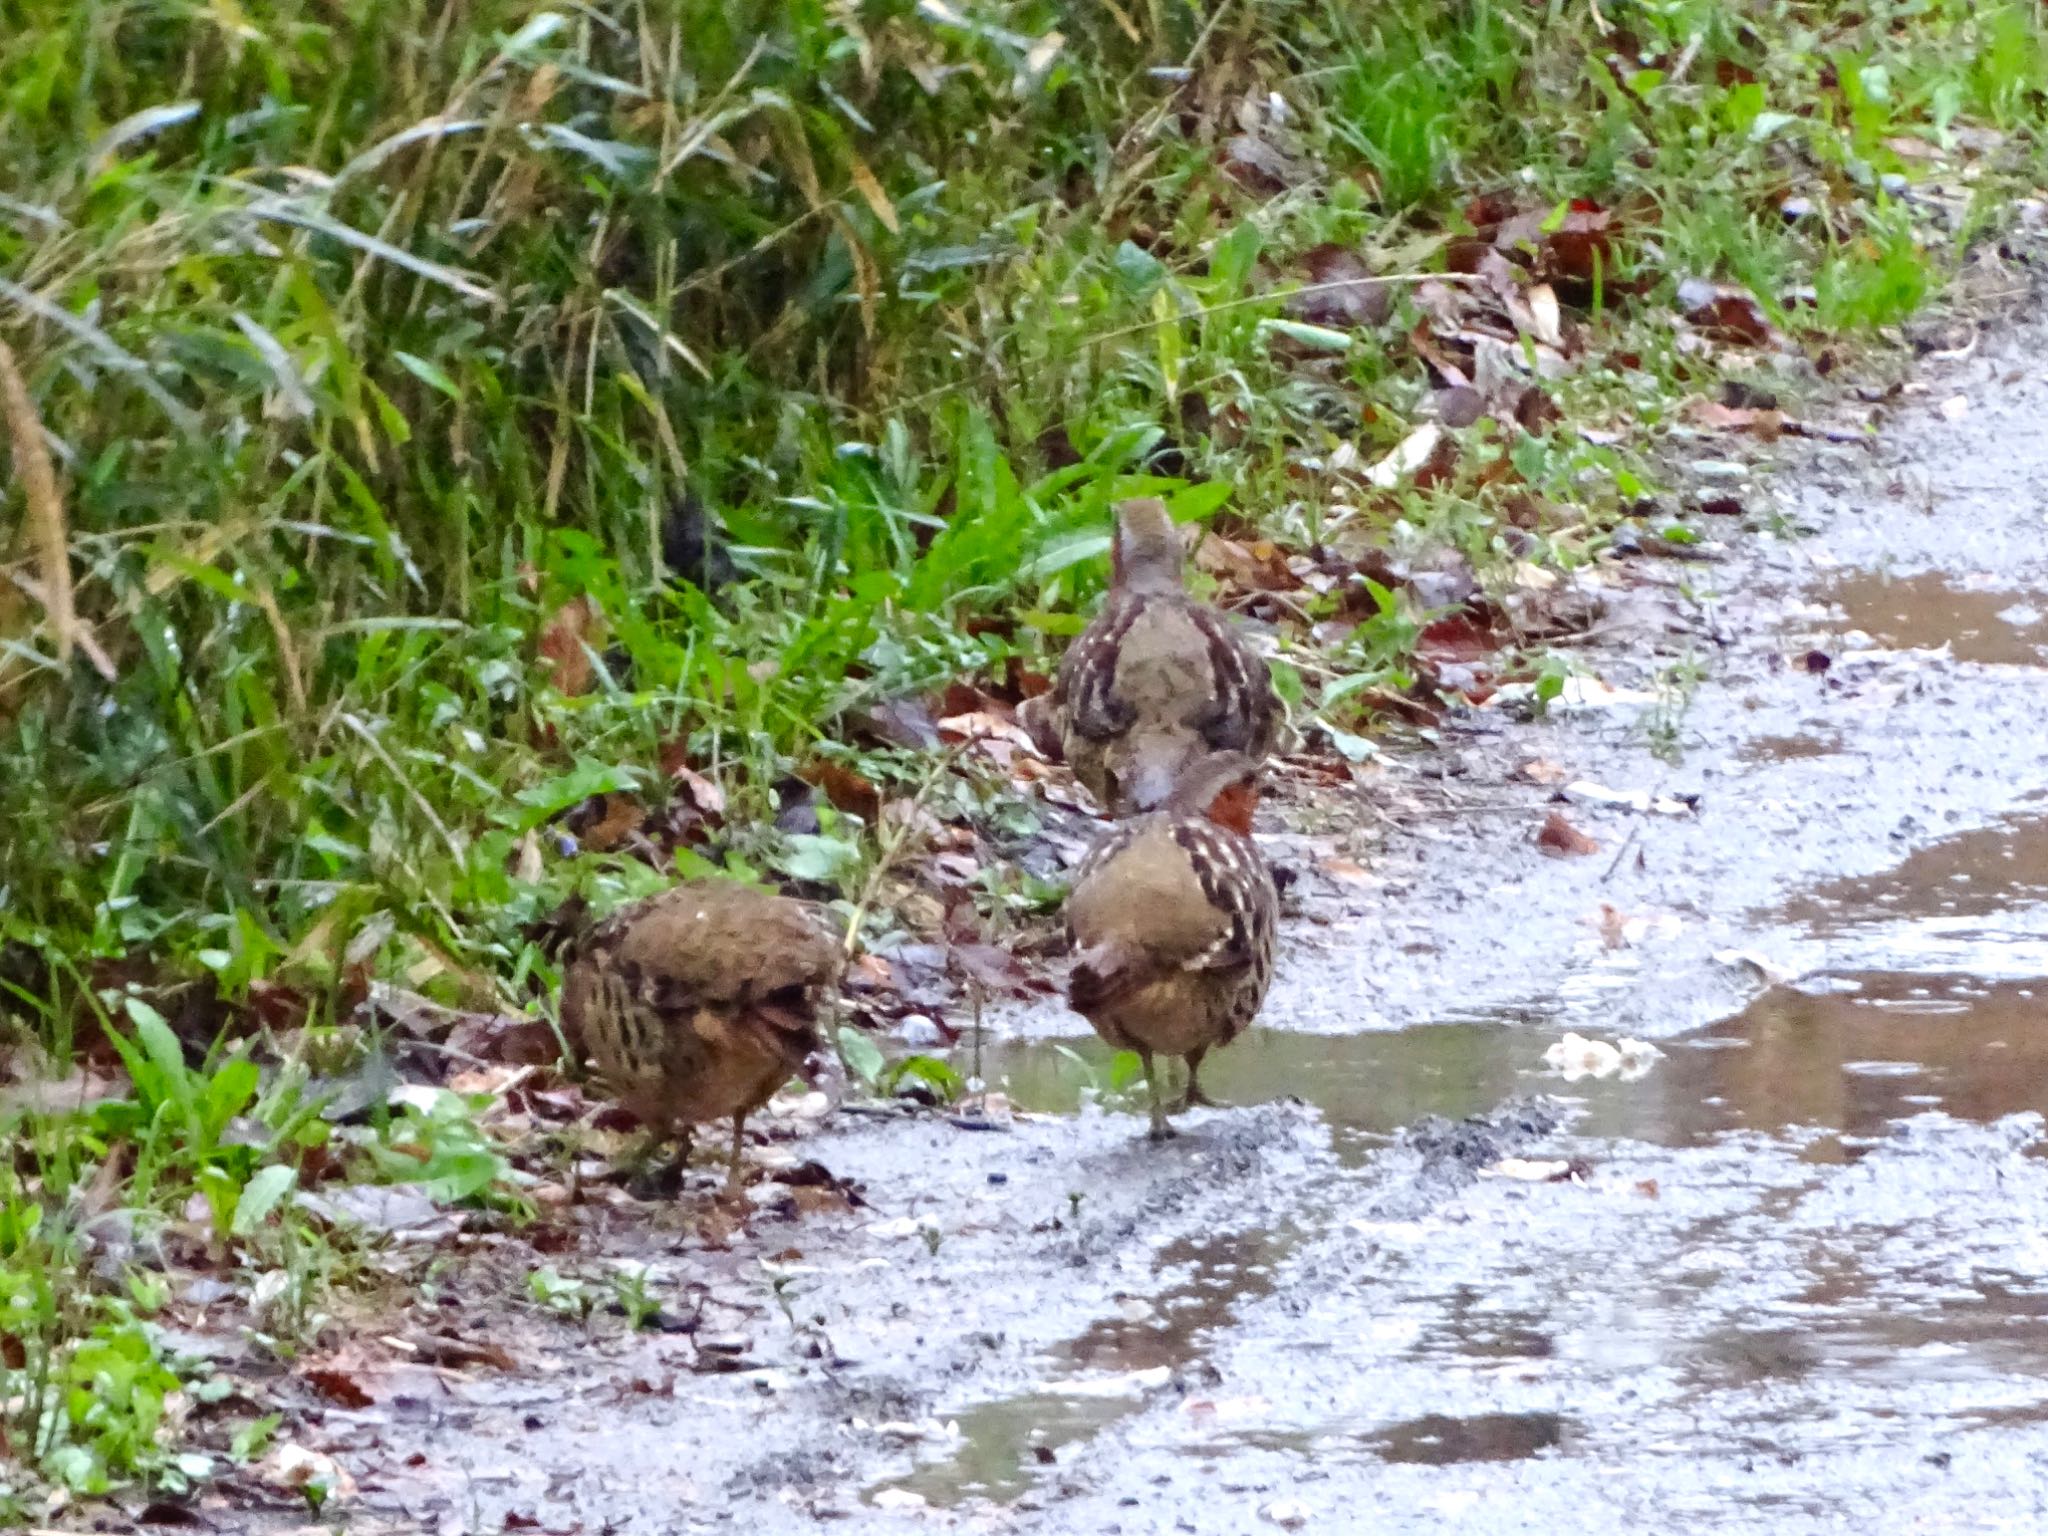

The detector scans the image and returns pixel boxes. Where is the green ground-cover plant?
[0,0,2038,1000]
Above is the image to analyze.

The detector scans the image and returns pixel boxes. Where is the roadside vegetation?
[2,0,2044,1513]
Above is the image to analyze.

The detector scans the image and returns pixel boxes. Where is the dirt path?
[246,313,2048,1535]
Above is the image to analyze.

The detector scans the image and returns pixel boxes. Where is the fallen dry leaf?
[302,1366,374,1409]
[1318,857,1377,886]
[849,695,942,750]
[670,764,726,815]
[562,790,645,852]
[1686,397,1785,440]
[1194,532,1300,593]
[936,710,1039,754]
[537,594,603,695]
[295,1182,458,1242]
[802,759,882,822]
[1367,423,1444,489]
[1220,132,1302,192]
[1536,810,1598,857]
[1677,277,1777,347]
[260,1443,358,1503]
[1562,780,1696,816]
[1291,244,1392,329]
[405,1331,516,1371]
[1523,282,1563,348]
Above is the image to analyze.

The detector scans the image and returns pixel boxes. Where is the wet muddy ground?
[236,319,2048,1534]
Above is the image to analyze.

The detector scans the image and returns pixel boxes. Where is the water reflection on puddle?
[1195,1410,1571,1468]
[877,973,2047,1507]
[1778,810,2048,938]
[1818,568,2048,665]
[878,1226,1295,1508]
[974,969,2048,1151]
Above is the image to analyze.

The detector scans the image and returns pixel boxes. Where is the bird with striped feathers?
[560,880,841,1196]
[1064,751,1279,1140]
[1024,498,1280,817]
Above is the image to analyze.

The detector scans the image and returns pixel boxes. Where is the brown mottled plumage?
[1025,499,1280,816]
[561,880,841,1195]
[1064,753,1278,1140]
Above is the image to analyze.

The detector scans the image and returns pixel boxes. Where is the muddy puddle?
[880,950,2048,1512]
[972,966,2048,1154]
[881,1224,1300,1507]
[1191,1410,1573,1468]
[1779,803,2048,935]
[1817,567,2048,664]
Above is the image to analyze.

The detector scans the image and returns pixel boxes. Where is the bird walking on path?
[1064,751,1279,1139]
[561,880,841,1196]
[1024,498,1280,816]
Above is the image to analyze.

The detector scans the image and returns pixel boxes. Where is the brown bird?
[561,880,841,1195]
[1064,752,1279,1140]
[1025,498,1280,816]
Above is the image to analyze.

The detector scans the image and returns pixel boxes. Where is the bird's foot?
[1146,1117,1179,1143]
[1174,1086,1226,1112]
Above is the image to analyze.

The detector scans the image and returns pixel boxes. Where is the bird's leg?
[1141,1051,1176,1141]
[1177,1046,1224,1111]
[723,1110,749,1198]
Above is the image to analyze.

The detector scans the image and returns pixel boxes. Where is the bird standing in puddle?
[1064,752,1278,1139]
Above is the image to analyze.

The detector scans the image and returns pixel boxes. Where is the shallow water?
[1819,568,2048,665]
[886,806,2048,1514]
[974,962,2048,1151]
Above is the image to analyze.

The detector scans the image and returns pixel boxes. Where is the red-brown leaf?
[1536,811,1599,858]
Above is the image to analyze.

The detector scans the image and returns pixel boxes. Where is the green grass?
[2,0,2045,1510]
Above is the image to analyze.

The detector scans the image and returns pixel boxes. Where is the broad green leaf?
[1112,239,1166,296]
[392,350,462,400]
[774,833,862,885]
[1208,220,1264,297]
[1320,724,1381,762]
[511,763,641,828]
[204,1055,260,1129]
[232,1165,299,1238]
[837,1026,886,1086]
[124,997,194,1116]
[889,1054,965,1099]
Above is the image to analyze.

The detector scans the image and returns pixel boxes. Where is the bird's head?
[1162,751,1261,835]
